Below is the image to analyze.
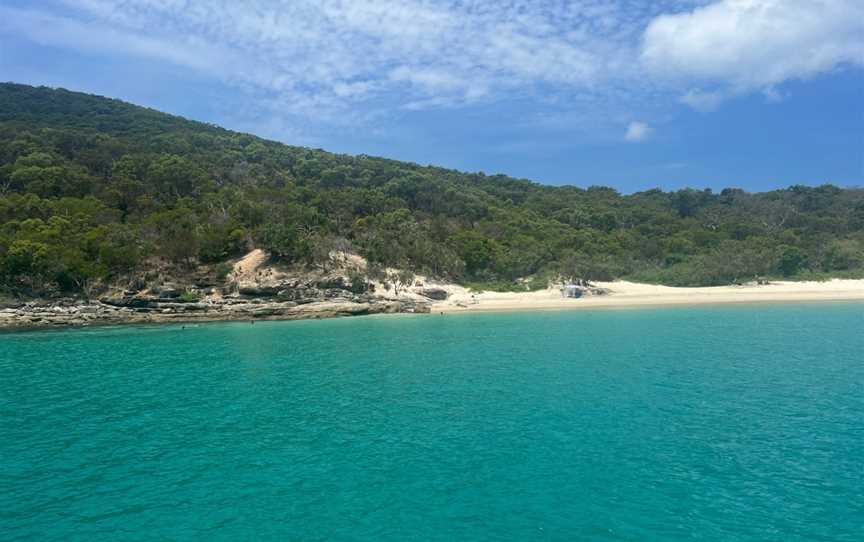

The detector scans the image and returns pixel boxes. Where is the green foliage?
[179,290,201,302]
[259,221,311,263]
[778,246,806,277]
[384,269,415,296]
[144,208,198,265]
[448,230,499,279]
[821,240,863,271]
[347,269,371,294]
[2,239,51,288]
[0,82,862,297]
[215,262,234,282]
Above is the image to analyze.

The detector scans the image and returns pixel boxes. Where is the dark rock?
[315,276,348,290]
[277,287,322,301]
[152,284,182,298]
[193,274,215,287]
[99,295,144,307]
[276,289,298,300]
[417,287,449,301]
[128,298,159,308]
[321,288,353,299]
[153,302,210,311]
[250,307,281,317]
[238,285,281,296]
[129,277,147,291]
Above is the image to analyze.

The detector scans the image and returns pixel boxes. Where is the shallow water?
[2,304,863,541]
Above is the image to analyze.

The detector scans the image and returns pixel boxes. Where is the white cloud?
[761,86,785,103]
[679,89,725,112]
[0,6,236,76]
[1,0,862,126]
[4,1,700,119]
[642,0,864,108]
[624,121,652,142]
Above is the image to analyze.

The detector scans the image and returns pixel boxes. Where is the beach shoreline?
[431,279,864,314]
[2,279,862,331]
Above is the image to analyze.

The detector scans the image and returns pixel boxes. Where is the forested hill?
[1,82,862,297]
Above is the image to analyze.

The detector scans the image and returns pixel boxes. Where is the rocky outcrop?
[237,284,283,296]
[314,276,349,290]
[416,287,449,300]
[0,260,437,331]
[0,302,131,329]
[0,295,431,331]
[150,283,182,298]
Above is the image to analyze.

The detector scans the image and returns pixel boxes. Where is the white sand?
[431,279,864,313]
[231,248,269,281]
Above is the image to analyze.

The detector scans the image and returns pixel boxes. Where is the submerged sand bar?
[433,279,864,313]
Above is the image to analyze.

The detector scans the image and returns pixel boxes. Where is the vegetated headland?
[0,83,862,329]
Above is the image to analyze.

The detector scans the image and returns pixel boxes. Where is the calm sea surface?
[1,304,863,541]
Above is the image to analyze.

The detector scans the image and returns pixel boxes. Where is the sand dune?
[431,279,864,313]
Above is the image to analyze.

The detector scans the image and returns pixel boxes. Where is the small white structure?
[561,284,584,298]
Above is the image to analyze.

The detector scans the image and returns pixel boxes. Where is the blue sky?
[1,0,862,192]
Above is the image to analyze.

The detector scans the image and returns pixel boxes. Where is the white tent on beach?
[561,284,584,298]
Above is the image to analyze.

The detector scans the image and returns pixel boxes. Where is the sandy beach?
[3,276,863,330]
[431,279,864,313]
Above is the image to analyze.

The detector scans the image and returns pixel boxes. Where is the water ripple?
[2,305,863,541]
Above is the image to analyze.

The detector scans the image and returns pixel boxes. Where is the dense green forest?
[1,82,863,297]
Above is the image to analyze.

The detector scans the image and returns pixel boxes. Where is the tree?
[259,221,311,263]
[822,240,863,271]
[145,208,198,265]
[778,246,805,277]
[1,239,52,291]
[671,188,712,218]
[386,269,415,297]
[1,82,863,298]
[448,230,497,279]
[146,154,209,200]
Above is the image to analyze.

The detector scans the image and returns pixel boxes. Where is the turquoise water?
[1,304,863,541]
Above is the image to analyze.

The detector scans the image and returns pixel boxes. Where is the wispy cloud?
[624,121,652,142]
[0,5,238,76]
[679,89,725,112]
[2,1,685,117]
[2,0,862,125]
